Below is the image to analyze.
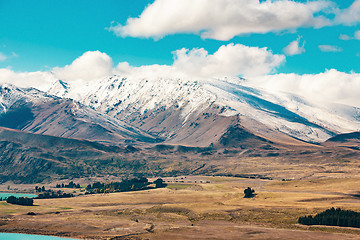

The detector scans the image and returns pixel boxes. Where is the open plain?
[1,174,360,240]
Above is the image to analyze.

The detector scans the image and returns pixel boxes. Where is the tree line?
[55,181,81,189]
[34,186,74,199]
[298,207,360,228]
[86,177,167,194]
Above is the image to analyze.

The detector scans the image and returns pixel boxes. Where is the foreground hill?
[1,125,360,183]
[0,127,144,183]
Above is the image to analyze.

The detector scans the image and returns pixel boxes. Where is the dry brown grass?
[1,176,360,239]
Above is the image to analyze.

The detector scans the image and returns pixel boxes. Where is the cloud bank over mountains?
[0,44,285,89]
[251,69,360,108]
[109,0,334,40]
[1,47,360,108]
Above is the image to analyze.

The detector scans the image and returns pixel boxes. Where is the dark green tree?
[154,178,167,188]
[244,187,255,198]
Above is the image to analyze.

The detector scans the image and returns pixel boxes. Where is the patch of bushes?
[36,190,74,199]
[6,196,33,206]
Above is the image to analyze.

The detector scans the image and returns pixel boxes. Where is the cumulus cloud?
[109,0,333,41]
[283,37,305,56]
[114,44,285,79]
[53,51,113,84]
[249,69,360,107]
[172,43,285,77]
[318,45,343,52]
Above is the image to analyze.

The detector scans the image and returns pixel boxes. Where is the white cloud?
[0,51,113,91]
[318,45,343,52]
[0,45,284,90]
[283,36,305,56]
[53,51,113,84]
[109,0,333,41]
[172,43,285,77]
[335,0,360,25]
[0,69,57,91]
[114,44,285,79]
[249,69,360,107]
[0,52,7,62]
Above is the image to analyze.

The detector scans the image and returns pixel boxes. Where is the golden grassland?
[1,176,360,239]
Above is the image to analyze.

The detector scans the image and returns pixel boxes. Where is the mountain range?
[1,75,360,182]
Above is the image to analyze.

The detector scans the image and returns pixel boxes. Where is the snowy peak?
[48,79,69,97]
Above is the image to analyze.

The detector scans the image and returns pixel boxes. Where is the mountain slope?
[0,84,159,145]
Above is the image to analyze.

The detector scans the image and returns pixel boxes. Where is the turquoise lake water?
[0,233,77,239]
[0,193,37,199]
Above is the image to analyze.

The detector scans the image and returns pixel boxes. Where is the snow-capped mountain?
[2,76,360,183]
[0,84,158,145]
[47,75,360,146]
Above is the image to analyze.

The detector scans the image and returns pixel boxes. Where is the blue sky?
[0,0,359,76]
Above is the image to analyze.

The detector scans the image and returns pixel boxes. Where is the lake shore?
[0,232,78,240]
